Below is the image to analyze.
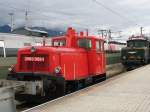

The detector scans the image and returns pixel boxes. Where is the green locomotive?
[121,35,150,69]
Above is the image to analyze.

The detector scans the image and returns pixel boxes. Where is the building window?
[24,43,31,46]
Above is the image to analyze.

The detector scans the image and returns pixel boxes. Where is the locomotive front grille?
[20,54,49,72]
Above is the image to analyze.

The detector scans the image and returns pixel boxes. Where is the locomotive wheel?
[43,77,66,98]
[144,58,148,65]
[43,78,56,98]
[84,77,93,86]
[66,82,76,94]
[101,73,106,81]
[93,74,106,83]
[66,84,72,94]
[55,81,66,97]
[72,81,79,91]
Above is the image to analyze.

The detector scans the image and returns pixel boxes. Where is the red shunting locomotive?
[8,27,106,97]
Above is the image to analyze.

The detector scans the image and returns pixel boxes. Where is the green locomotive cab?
[121,36,150,68]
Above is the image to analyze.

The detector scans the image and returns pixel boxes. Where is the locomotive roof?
[51,27,104,41]
[128,35,150,42]
[18,46,87,53]
[51,35,104,41]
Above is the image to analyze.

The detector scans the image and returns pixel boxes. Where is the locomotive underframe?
[122,59,147,70]
[7,72,106,102]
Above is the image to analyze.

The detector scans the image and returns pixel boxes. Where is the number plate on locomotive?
[24,57,45,62]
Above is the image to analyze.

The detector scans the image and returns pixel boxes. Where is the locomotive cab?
[7,27,106,98]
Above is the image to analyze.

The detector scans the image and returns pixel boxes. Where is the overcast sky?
[0,0,150,39]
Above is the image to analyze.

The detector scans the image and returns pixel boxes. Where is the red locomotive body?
[8,27,106,97]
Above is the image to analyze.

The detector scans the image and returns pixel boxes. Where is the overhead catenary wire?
[92,0,139,26]
[92,0,145,40]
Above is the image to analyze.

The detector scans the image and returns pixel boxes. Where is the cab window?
[101,41,104,51]
[96,40,100,51]
[53,39,66,47]
[127,40,148,47]
[77,39,92,49]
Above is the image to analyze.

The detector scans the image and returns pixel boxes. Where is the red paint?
[14,27,106,80]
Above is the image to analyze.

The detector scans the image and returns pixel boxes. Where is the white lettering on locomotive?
[24,57,45,62]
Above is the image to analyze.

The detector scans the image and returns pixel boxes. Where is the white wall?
[0,41,4,47]
[0,33,52,57]
[0,33,45,48]
[0,40,6,57]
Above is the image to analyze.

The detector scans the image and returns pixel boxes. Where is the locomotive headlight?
[122,56,126,60]
[30,46,36,53]
[54,66,61,74]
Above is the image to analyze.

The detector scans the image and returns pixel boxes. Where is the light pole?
[140,27,144,36]
[8,13,14,32]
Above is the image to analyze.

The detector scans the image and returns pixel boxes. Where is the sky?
[0,0,150,40]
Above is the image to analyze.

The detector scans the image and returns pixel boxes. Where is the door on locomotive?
[95,39,105,76]
[77,37,106,81]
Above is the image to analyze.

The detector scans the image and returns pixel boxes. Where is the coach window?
[77,39,92,49]
[24,43,31,46]
[96,40,101,51]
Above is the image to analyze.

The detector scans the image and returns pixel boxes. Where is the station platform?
[24,65,150,112]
